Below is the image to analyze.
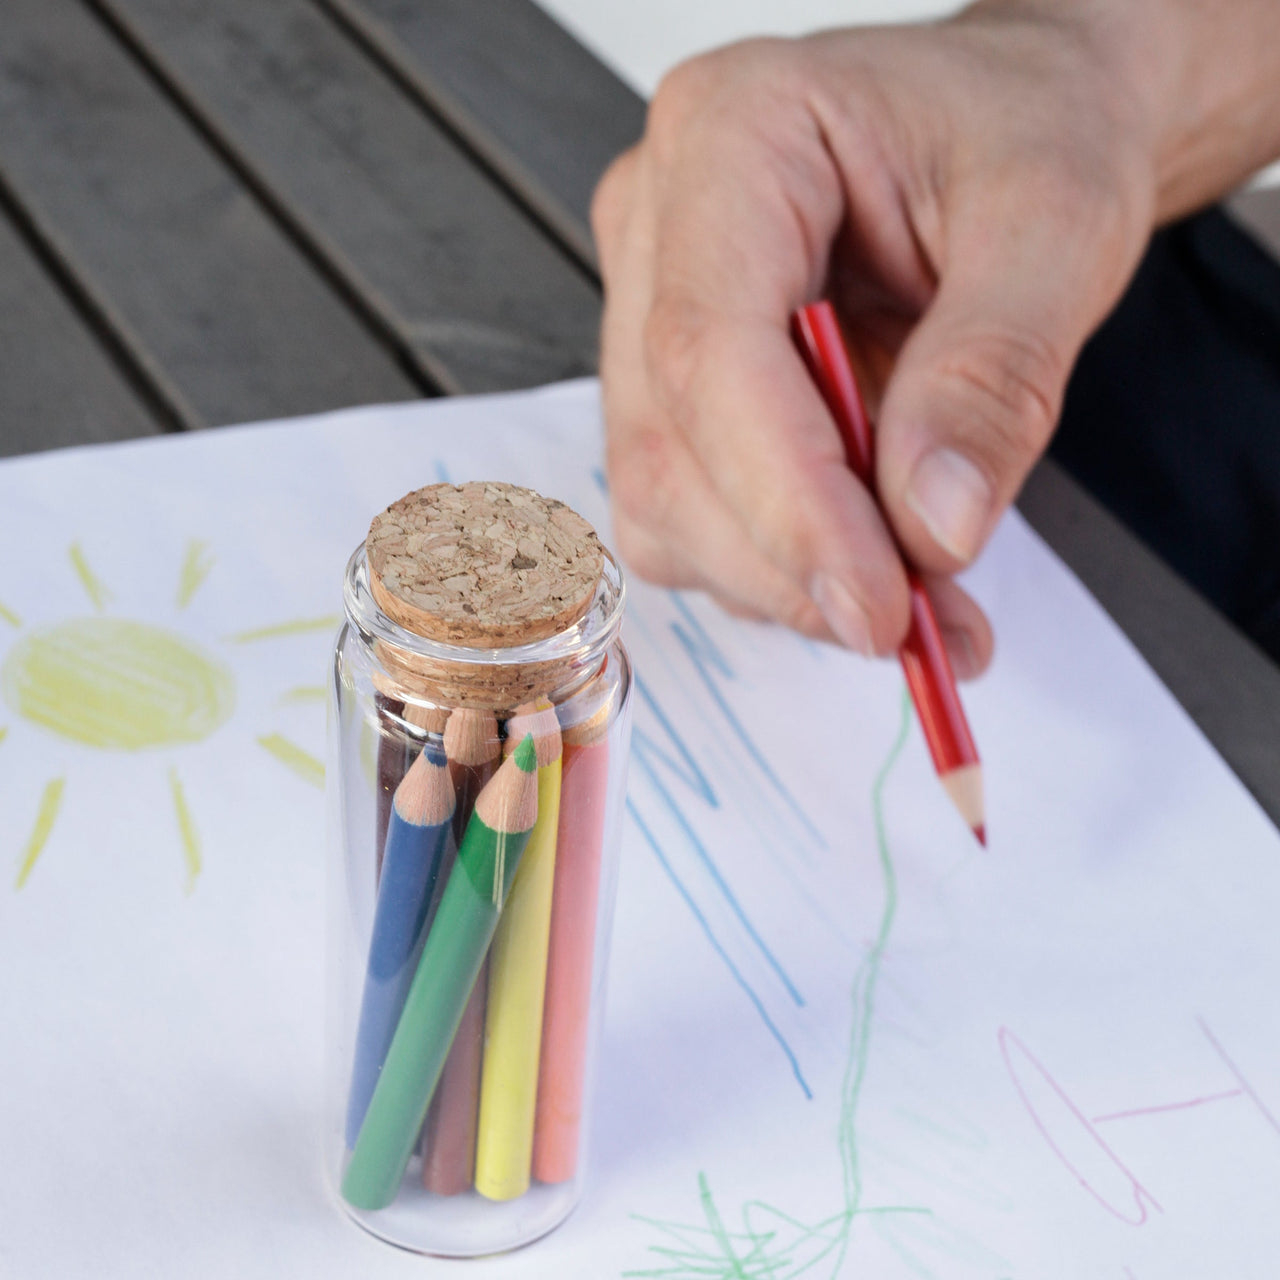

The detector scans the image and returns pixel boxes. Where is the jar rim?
[342,542,626,672]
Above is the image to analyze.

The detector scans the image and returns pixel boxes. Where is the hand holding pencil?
[793,302,985,845]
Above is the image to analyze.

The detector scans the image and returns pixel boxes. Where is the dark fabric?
[1051,207,1280,663]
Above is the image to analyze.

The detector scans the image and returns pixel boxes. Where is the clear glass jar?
[326,536,631,1256]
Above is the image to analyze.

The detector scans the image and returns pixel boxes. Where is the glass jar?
[325,487,632,1256]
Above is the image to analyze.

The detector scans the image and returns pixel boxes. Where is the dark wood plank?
[318,0,647,267]
[95,0,604,393]
[1020,459,1280,825]
[0,201,163,456]
[0,0,421,427]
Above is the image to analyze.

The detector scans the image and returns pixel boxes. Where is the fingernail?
[905,449,992,562]
[811,573,874,657]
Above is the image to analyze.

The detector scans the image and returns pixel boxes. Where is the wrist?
[961,0,1280,221]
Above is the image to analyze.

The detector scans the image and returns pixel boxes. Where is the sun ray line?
[15,777,66,889]
[169,767,203,894]
[278,685,327,705]
[228,616,341,643]
[0,600,20,628]
[0,727,8,745]
[69,543,112,611]
[176,539,215,610]
[257,733,325,787]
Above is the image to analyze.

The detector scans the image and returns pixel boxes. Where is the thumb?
[875,197,1133,573]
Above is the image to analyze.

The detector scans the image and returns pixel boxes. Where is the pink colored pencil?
[531,710,611,1183]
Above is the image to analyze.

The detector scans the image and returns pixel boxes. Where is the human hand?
[593,5,1165,676]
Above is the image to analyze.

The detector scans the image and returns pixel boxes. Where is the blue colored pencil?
[345,740,455,1148]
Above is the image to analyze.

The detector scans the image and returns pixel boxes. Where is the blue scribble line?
[631,744,804,1010]
[629,799,813,1100]
[669,595,826,849]
[635,677,717,804]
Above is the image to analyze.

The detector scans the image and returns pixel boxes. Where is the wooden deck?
[1,0,1276,819]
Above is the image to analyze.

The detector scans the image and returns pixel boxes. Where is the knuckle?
[936,326,1064,465]
[589,152,632,252]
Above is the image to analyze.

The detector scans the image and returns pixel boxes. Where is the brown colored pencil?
[420,706,501,1194]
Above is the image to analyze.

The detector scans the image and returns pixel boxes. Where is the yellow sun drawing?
[0,540,337,893]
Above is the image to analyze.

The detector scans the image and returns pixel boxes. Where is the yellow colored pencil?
[474,699,563,1201]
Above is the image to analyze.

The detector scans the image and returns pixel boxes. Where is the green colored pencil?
[341,734,539,1211]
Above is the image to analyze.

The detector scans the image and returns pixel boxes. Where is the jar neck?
[343,545,625,713]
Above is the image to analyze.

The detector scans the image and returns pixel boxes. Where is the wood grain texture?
[317,0,646,268]
[0,0,420,426]
[0,203,162,456]
[98,0,604,392]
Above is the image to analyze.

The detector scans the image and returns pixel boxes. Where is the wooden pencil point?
[444,706,501,767]
[941,762,985,840]
[392,742,455,828]
[474,736,539,837]
[504,698,562,768]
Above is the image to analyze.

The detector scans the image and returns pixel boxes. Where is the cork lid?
[367,482,604,646]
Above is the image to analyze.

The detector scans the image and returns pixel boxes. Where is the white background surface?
[3,381,1280,1276]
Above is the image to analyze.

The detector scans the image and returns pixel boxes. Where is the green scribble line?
[626,689,915,1280]
[69,542,111,611]
[257,733,324,787]
[169,767,202,893]
[278,685,327,705]
[829,686,914,1272]
[16,777,65,889]
[176,539,215,610]
[0,726,7,745]
[0,600,20,628]
[228,616,340,644]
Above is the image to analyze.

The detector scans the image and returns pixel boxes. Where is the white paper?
[1,379,1278,1279]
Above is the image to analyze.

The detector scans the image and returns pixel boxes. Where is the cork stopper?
[367,482,604,647]
[365,482,608,711]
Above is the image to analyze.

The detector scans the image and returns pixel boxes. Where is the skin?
[594,0,1280,677]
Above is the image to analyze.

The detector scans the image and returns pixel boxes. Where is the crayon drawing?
[1,540,333,891]
[625,691,1006,1279]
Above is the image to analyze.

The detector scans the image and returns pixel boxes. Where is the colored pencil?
[443,707,502,845]
[345,742,455,1148]
[341,736,539,1212]
[474,700,564,1201]
[373,698,448,879]
[791,301,985,844]
[532,697,612,1184]
[420,706,502,1196]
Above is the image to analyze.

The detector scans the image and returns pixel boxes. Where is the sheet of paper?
[1,379,1277,1279]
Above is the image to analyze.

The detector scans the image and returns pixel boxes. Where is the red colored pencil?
[791,301,985,845]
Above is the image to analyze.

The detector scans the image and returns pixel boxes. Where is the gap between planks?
[82,0,455,398]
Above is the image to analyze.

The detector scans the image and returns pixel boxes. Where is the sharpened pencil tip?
[511,733,536,772]
[974,824,986,847]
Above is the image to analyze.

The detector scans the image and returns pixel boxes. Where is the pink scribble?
[1092,1088,1244,1125]
[1198,1016,1280,1139]
[998,1027,1162,1226]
